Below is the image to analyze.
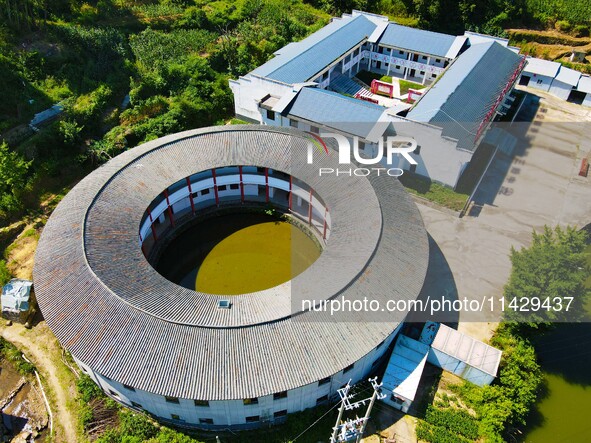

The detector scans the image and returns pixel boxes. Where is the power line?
[291,401,341,442]
[329,378,386,443]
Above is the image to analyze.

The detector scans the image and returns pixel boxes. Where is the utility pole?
[330,382,352,443]
[329,378,385,443]
[356,378,385,443]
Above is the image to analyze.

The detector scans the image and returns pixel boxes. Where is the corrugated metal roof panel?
[285,87,387,139]
[577,75,591,94]
[379,23,457,57]
[431,324,501,377]
[407,41,523,151]
[523,57,561,77]
[252,15,376,84]
[555,66,581,86]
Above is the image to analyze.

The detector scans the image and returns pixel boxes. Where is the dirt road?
[1,322,80,443]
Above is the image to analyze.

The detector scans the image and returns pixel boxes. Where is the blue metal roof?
[379,24,457,58]
[407,42,523,151]
[285,87,386,139]
[382,335,429,400]
[251,15,377,84]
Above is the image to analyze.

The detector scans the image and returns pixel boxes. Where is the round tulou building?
[33,125,429,430]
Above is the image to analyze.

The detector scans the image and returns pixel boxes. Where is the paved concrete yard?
[415,89,591,336]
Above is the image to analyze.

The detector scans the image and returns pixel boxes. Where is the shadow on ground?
[407,234,459,325]
[469,93,541,210]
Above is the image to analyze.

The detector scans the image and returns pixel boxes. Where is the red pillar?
[212,168,220,206]
[265,168,269,203]
[239,166,245,203]
[163,189,174,227]
[288,175,293,210]
[323,207,328,240]
[186,177,195,214]
[308,189,313,225]
[148,209,157,241]
[140,233,147,256]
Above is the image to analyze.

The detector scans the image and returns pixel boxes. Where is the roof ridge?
[408,41,508,122]
[389,22,457,39]
[435,42,503,104]
[267,15,372,77]
[304,87,385,110]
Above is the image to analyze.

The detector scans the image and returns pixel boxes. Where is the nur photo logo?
[305,131,419,177]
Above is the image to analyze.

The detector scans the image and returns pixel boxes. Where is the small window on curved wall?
[194,400,209,407]
[343,363,354,374]
[274,409,288,418]
[246,415,260,423]
[199,418,214,425]
[316,394,329,405]
[273,391,288,400]
[165,396,180,404]
[243,397,259,405]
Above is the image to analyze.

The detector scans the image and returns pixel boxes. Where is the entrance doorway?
[519,75,531,86]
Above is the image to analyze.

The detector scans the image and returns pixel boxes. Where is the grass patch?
[0,259,12,285]
[228,118,249,125]
[356,70,393,86]
[399,172,468,211]
[399,79,426,95]
[0,337,36,375]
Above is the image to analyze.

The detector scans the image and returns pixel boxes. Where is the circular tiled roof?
[33,126,429,400]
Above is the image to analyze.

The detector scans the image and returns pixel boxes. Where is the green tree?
[504,225,590,329]
[58,119,83,149]
[0,260,11,285]
[76,374,104,403]
[0,141,31,217]
[118,411,158,441]
[450,325,542,442]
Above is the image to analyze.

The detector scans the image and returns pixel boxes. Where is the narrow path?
[1,322,79,443]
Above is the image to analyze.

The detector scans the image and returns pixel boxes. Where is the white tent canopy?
[1,279,33,314]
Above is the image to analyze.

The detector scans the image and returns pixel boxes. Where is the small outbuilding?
[381,335,429,413]
[574,75,591,106]
[519,57,560,91]
[549,66,581,100]
[427,324,502,387]
[1,279,35,323]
